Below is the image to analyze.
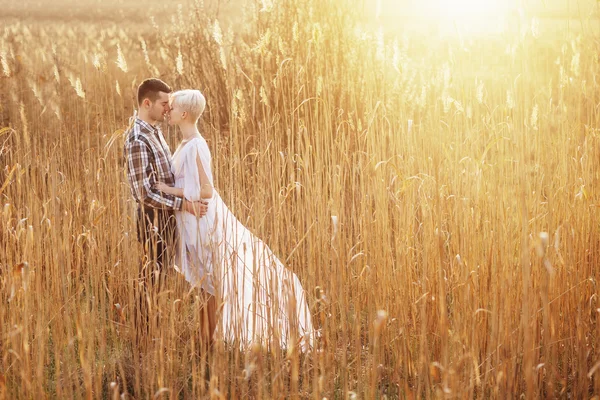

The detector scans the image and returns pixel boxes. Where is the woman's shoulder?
[186,136,210,157]
[193,136,209,150]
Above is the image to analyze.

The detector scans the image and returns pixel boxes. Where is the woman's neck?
[179,123,200,141]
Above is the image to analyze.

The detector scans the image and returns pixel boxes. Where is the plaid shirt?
[124,118,183,211]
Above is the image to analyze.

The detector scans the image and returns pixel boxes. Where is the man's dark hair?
[137,78,172,105]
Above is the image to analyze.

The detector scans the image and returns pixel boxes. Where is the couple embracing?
[123,78,313,350]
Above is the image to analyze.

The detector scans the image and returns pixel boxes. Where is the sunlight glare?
[437,0,505,19]
[376,0,517,35]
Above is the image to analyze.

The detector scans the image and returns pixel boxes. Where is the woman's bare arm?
[196,153,213,199]
[155,182,184,197]
[155,152,212,200]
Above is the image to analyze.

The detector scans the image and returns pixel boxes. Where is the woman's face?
[167,100,183,126]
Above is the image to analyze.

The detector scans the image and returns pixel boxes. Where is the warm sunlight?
[4,0,600,398]
[438,0,508,18]
[376,0,517,34]
[433,0,514,32]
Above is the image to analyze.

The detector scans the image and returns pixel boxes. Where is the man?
[123,78,207,334]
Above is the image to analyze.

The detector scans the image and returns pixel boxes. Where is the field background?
[2,0,600,398]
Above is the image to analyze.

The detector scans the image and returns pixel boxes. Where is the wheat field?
[1,0,600,398]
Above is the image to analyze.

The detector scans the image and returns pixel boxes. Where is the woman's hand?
[155,181,171,193]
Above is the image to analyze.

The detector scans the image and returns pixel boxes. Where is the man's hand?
[183,199,208,217]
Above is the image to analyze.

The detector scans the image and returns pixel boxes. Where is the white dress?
[172,136,314,350]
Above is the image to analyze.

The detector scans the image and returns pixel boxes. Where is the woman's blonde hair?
[170,89,206,122]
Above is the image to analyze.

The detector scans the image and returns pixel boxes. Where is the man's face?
[148,91,170,122]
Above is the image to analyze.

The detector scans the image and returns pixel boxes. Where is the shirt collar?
[135,117,159,133]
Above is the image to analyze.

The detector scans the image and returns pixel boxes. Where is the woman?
[156,89,313,350]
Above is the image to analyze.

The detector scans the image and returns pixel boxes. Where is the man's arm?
[126,139,183,210]
[155,182,210,217]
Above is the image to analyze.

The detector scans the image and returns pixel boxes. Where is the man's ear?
[142,98,150,108]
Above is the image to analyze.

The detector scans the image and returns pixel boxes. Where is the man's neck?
[137,112,156,127]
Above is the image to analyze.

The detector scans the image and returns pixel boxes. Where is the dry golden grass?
[1,0,600,398]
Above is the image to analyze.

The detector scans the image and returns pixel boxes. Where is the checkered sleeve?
[126,139,183,210]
